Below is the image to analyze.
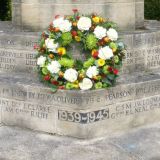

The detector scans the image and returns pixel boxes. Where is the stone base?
[0,72,160,138]
[0,21,160,138]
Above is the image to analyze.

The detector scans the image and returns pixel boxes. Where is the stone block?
[0,98,56,133]
[51,95,160,138]
[0,27,160,75]
[0,72,160,138]
[12,0,136,31]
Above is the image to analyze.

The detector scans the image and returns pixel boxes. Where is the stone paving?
[0,123,160,160]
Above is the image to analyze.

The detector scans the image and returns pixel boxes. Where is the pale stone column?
[135,0,144,28]
[12,0,137,31]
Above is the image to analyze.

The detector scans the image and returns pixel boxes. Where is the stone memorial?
[0,0,160,138]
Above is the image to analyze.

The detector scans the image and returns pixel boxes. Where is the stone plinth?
[12,0,144,31]
[0,72,160,138]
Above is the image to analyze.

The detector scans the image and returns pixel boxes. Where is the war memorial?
[0,0,160,139]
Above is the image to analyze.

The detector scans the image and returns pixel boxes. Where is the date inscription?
[58,109,109,124]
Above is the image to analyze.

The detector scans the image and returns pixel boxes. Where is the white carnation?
[37,56,46,67]
[64,68,78,82]
[77,17,92,31]
[79,78,93,90]
[45,38,59,53]
[107,28,118,41]
[47,61,61,74]
[53,17,64,28]
[98,46,113,60]
[94,26,107,39]
[59,19,72,32]
[86,66,99,79]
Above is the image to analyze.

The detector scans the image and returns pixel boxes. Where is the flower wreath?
[35,9,125,91]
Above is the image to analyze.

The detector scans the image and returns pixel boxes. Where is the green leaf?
[40,38,45,48]
[107,74,115,81]
[75,60,83,70]
[102,78,112,86]
[50,85,58,93]
[42,67,49,75]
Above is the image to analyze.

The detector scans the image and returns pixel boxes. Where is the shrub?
[0,0,11,21]
[144,0,160,20]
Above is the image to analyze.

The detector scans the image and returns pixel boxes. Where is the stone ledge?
[0,72,160,138]
[0,26,160,75]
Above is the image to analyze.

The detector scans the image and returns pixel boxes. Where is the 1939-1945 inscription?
[58,109,109,124]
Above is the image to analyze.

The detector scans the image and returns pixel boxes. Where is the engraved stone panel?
[56,95,160,138]
[0,49,37,74]
[0,98,56,133]
[0,73,160,110]
[146,45,160,70]
[0,33,38,50]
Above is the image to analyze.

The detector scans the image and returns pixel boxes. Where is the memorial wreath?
[35,9,126,91]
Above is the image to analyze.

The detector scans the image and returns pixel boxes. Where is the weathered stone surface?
[0,24,160,74]
[1,121,160,160]
[135,0,144,28]
[0,72,160,138]
[12,0,136,31]
[1,98,55,133]
[0,48,37,74]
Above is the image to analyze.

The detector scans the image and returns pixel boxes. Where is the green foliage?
[83,57,95,68]
[0,0,11,21]
[61,32,73,46]
[85,34,98,50]
[58,57,74,68]
[145,0,160,20]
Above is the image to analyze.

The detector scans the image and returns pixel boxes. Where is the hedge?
[0,0,11,21]
[144,0,160,20]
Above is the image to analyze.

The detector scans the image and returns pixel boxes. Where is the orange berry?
[59,71,64,78]
[72,22,77,27]
[103,37,110,43]
[49,54,54,59]
[54,27,60,32]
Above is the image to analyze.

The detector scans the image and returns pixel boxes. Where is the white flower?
[47,61,61,74]
[64,68,78,82]
[107,28,118,41]
[45,38,59,53]
[79,78,93,90]
[86,66,99,79]
[59,20,72,32]
[94,26,107,39]
[77,17,92,31]
[98,46,113,60]
[53,17,64,28]
[37,56,46,67]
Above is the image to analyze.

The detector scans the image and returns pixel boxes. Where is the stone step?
[0,72,160,138]
[0,22,160,75]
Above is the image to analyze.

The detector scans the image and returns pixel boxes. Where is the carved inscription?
[0,36,38,50]
[0,99,51,120]
[123,45,160,72]
[110,96,160,119]
[0,49,36,72]
[147,45,160,68]
[58,109,109,124]
[58,96,160,124]
[0,81,160,106]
